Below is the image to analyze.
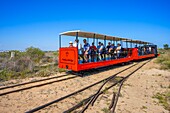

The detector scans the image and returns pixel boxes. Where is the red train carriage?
[59,30,158,72]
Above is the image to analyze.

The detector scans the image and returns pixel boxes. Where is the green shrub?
[101,108,110,113]
[163,44,169,50]
[153,92,170,111]
[0,52,10,58]
[26,46,45,63]
[156,49,170,70]
[15,56,34,72]
[53,51,59,56]
[0,47,59,81]
[58,68,66,73]
[0,70,15,81]
[35,69,51,77]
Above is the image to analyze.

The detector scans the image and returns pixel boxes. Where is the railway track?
[25,59,151,113]
[0,63,132,97]
[0,74,79,96]
[63,60,151,113]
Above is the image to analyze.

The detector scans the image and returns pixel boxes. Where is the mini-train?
[59,30,158,72]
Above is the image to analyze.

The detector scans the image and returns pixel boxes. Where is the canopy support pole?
[121,40,123,47]
[104,36,106,60]
[126,39,128,57]
[126,39,128,48]
[76,32,78,40]
[59,35,61,49]
[93,34,95,43]
[104,36,106,46]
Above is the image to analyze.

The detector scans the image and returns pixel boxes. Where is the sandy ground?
[115,60,170,113]
[0,58,169,113]
[85,59,170,113]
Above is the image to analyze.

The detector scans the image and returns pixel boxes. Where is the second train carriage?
[59,30,158,72]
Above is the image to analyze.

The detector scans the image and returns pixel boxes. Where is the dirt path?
[115,59,170,113]
[0,62,134,113]
[0,59,169,113]
[84,59,170,113]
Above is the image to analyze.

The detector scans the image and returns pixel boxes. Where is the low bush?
[53,51,59,56]
[155,49,170,70]
[0,47,61,81]
[153,92,170,111]
[0,70,14,81]
[58,68,66,73]
[0,47,47,81]
[35,69,51,77]
[26,46,45,63]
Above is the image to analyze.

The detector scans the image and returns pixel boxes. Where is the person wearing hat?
[69,41,73,47]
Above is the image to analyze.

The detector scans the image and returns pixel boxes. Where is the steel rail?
[110,79,125,113]
[110,59,151,113]
[0,76,78,96]
[65,60,151,113]
[0,74,70,90]
[25,76,117,113]
[26,63,138,113]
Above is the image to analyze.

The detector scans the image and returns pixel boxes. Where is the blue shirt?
[111,46,117,49]
[97,45,101,49]
[84,43,90,51]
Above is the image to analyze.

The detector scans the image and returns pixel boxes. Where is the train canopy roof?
[124,39,151,44]
[60,30,151,44]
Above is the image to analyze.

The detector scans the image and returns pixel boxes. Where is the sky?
[0,0,170,51]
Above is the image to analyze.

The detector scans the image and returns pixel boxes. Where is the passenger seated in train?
[140,46,156,56]
[69,41,73,47]
[98,43,105,60]
[108,43,116,59]
[73,39,83,54]
[73,39,84,61]
[138,46,142,55]
[141,47,145,55]
[115,43,122,58]
[106,42,111,54]
[135,45,141,56]
[90,42,97,62]
[97,42,101,52]
[146,47,149,54]
[149,46,152,54]
[151,47,155,54]
[83,39,90,62]
[97,42,101,60]
[153,47,156,54]
[73,39,82,50]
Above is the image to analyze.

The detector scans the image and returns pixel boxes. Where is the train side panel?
[77,57,133,71]
[59,47,78,71]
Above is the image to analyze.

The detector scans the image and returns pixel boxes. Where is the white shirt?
[149,47,151,51]
[73,42,82,50]
[99,45,104,52]
[117,46,122,53]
